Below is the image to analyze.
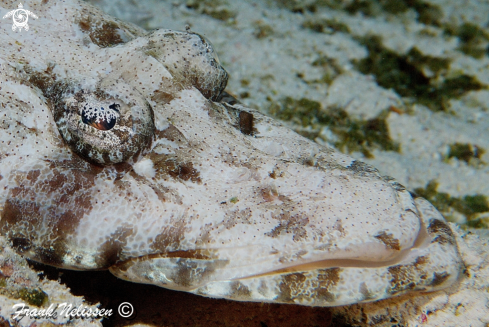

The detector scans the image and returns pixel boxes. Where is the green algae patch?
[302,18,350,34]
[444,23,489,59]
[415,180,489,224]
[185,0,236,21]
[269,97,399,158]
[254,21,274,39]
[355,36,486,112]
[308,56,343,85]
[408,0,443,26]
[466,216,489,229]
[18,288,48,307]
[344,0,381,16]
[344,0,443,25]
[272,0,341,13]
[273,0,443,26]
[447,143,485,164]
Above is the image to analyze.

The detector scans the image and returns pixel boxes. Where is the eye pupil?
[81,103,119,131]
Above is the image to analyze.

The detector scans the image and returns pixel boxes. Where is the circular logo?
[118,302,134,318]
[13,9,28,28]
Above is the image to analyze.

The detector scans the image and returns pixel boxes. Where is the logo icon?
[3,3,38,32]
[118,302,134,319]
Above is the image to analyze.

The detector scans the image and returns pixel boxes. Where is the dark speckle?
[429,271,450,287]
[428,219,455,245]
[11,237,32,253]
[168,162,201,183]
[238,111,254,135]
[347,160,381,178]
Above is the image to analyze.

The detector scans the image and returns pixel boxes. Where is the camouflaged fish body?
[0,0,463,306]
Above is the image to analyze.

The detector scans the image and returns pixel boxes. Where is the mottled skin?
[0,0,463,306]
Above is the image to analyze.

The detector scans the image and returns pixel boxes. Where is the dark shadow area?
[28,261,350,327]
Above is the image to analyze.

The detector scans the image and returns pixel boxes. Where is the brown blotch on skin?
[268,169,284,179]
[25,64,56,94]
[1,199,67,266]
[168,162,201,183]
[265,213,309,241]
[238,111,254,135]
[388,265,416,294]
[429,271,450,287]
[95,227,134,268]
[26,170,40,182]
[260,187,279,202]
[151,90,175,104]
[152,155,202,183]
[78,18,125,48]
[228,281,252,300]
[222,209,253,228]
[303,157,315,167]
[315,289,335,303]
[1,165,97,267]
[277,268,341,304]
[113,162,133,180]
[155,124,187,144]
[333,219,345,237]
[150,223,188,253]
[277,273,307,303]
[128,171,169,202]
[315,268,341,303]
[78,19,90,31]
[414,256,428,267]
[374,231,401,251]
[428,219,455,245]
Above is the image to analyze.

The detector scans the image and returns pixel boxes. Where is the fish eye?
[81,102,120,131]
[51,78,155,165]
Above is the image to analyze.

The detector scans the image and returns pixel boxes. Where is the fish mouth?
[257,219,431,276]
[108,218,432,292]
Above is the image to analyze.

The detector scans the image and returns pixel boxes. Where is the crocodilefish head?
[0,0,463,306]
